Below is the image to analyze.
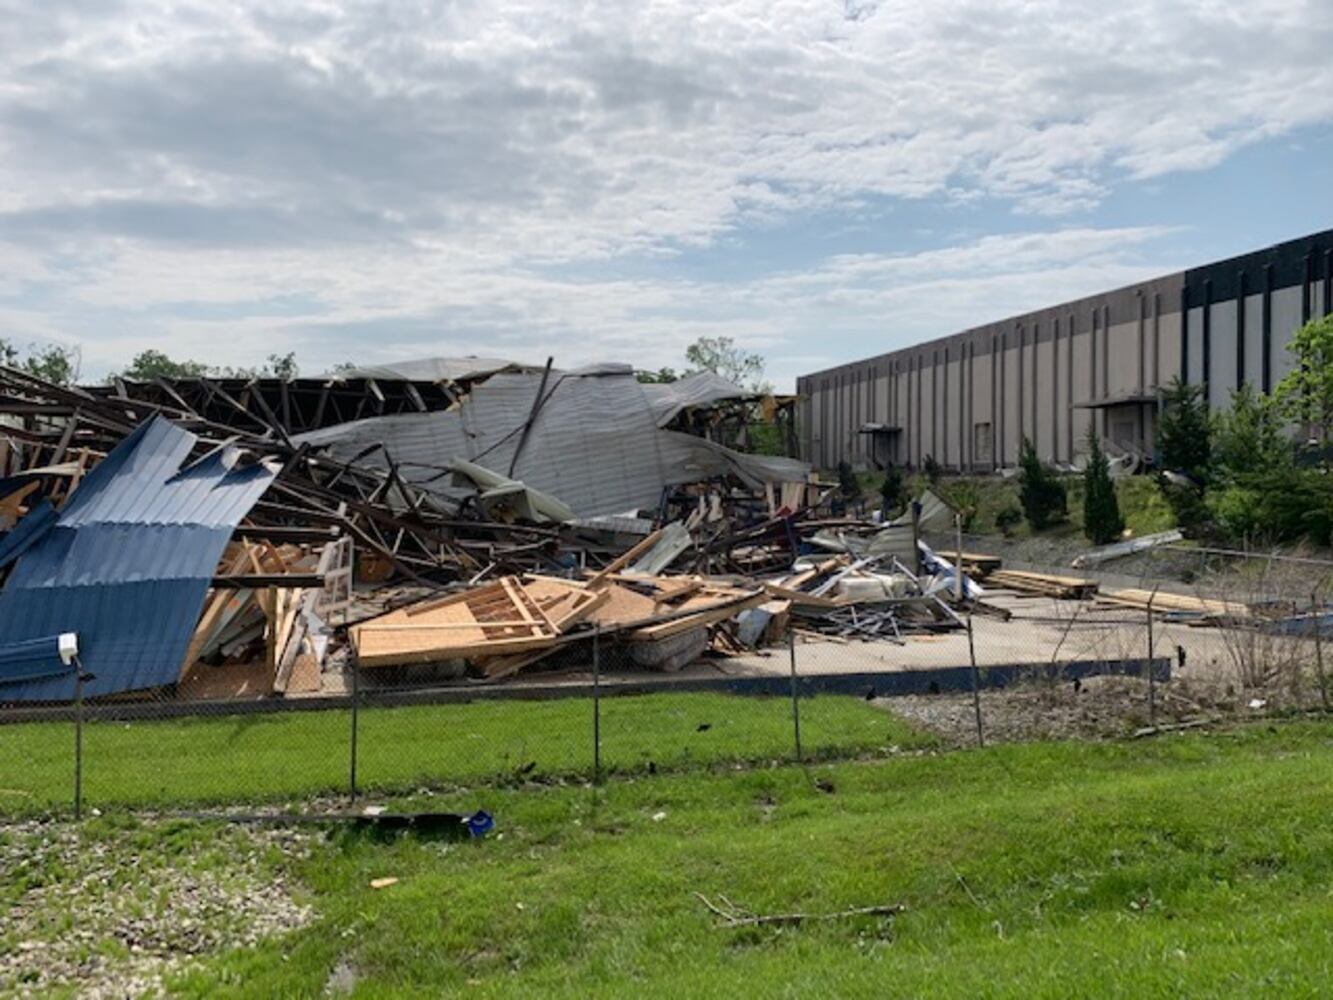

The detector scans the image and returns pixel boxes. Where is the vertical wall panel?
[1242,293,1263,390]
[1036,335,1055,461]
[1208,301,1238,410]
[1185,307,1204,386]
[1002,343,1021,464]
[1271,285,1303,387]
[1158,310,1182,388]
[1106,321,1139,397]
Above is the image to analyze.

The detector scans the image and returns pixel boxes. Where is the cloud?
[0,1,1329,381]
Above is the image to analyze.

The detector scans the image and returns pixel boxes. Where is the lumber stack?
[986,569,1099,599]
[1097,587,1248,622]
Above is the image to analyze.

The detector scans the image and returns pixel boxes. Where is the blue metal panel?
[0,416,276,701]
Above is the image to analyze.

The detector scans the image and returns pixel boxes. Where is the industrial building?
[797,227,1333,471]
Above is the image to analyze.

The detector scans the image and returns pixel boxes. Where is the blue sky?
[1,1,1331,390]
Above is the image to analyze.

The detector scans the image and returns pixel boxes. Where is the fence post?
[349,647,360,800]
[1313,589,1330,712]
[592,625,602,783]
[1146,586,1159,726]
[73,662,84,820]
[966,611,984,748]
[788,629,802,762]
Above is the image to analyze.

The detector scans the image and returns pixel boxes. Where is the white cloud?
[0,1,1329,380]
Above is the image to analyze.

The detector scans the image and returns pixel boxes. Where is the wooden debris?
[986,569,1099,600]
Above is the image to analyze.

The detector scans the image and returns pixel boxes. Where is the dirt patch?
[0,818,314,998]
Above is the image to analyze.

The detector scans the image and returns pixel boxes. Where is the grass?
[0,693,927,816]
[151,718,1333,997]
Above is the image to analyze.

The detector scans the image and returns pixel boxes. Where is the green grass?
[0,693,926,816]
[157,719,1333,997]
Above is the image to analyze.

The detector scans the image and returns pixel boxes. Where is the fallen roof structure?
[295,363,809,518]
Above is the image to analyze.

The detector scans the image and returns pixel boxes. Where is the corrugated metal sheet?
[333,356,533,382]
[0,416,277,701]
[295,366,808,518]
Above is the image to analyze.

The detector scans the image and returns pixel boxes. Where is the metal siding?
[1002,343,1021,463]
[0,418,276,701]
[1036,335,1055,461]
[1106,320,1139,398]
[1242,293,1264,389]
[1271,285,1304,388]
[1208,300,1238,410]
[1185,307,1205,386]
[1158,309,1182,388]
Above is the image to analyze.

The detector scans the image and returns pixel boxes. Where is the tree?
[1155,375,1211,484]
[1155,376,1212,536]
[265,352,299,380]
[1212,383,1292,479]
[878,463,904,517]
[684,336,768,391]
[1017,436,1066,531]
[635,367,679,384]
[837,460,861,509]
[1082,427,1124,545]
[118,349,210,380]
[0,338,79,385]
[1276,314,1333,443]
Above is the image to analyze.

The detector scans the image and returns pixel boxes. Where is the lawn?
[0,692,924,816]
[140,718,1333,997]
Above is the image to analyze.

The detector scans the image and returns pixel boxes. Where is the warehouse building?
[797,227,1333,472]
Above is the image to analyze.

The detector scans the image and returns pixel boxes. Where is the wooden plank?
[586,527,665,588]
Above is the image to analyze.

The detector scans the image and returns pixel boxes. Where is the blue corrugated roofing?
[0,416,277,701]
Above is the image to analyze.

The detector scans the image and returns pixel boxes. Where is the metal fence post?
[592,625,602,783]
[1146,586,1158,726]
[966,611,984,748]
[1313,589,1329,712]
[73,663,84,820]
[788,629,802,762]
[349,647,360,800]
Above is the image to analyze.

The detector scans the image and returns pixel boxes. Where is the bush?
[1082,428,1124,545]
[922,454,941,485]
[879,464,905,518]
[996,505,1023,537]
[1017,437,1067,531]
[942,479,980,532]
[1158,477,1212,537]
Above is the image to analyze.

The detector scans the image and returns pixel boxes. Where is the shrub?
[996,504,1023,537]
[879,464,905,518]
[1017,436,1066,531]
[922,454,941,485]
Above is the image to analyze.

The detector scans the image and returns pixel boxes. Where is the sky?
[1,1,1331,390]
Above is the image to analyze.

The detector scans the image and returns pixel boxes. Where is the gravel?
[0,818,315,998]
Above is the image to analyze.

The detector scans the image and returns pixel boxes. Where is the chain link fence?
[4,541,1332,818]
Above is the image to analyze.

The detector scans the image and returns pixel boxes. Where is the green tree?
[1082,427,1124,545]
[837,460,861,507]
[878,463,904,518]
[684,336,768,391]
[1212,383,1292,479]
[0,338,79,385]
[1155,375,1211,483]
[118,349,210,380]
[1276,314,1333,443]
[635,367,679,384]
[264,352,299,380]
[1017,436,1066,531]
